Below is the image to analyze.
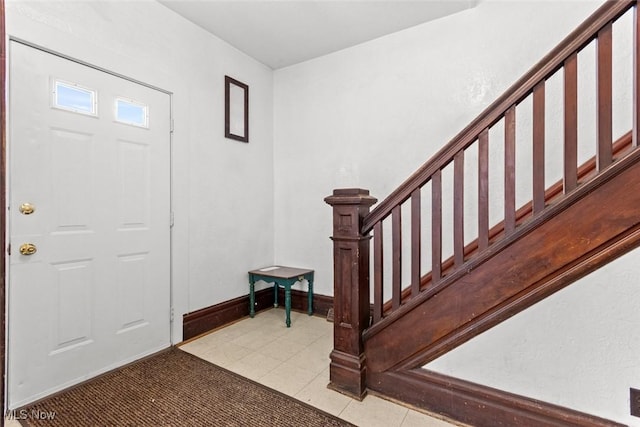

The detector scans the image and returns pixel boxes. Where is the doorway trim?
[1,0,7,422]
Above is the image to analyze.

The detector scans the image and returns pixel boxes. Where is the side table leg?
[249,278,256,318]
[273,282,279,308]
[285,286,291,327]
[307,275,314,316]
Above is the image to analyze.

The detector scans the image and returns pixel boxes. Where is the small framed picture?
[225,75,249,142]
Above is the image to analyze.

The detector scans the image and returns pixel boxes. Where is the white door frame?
[3,38,175,409]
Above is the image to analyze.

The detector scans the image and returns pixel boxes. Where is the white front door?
[8,42,172,408]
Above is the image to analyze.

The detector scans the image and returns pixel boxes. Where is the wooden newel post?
[324,188,377,400]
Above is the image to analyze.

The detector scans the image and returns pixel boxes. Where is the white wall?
[274,0,640,423]
[273,0,604,295]
[426,248,640,426]
[6,0,275,342]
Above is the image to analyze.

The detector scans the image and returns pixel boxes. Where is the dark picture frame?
[225,75,249,142]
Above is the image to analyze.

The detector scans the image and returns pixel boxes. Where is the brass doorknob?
[19,203,35,215]
[19,243,37,256]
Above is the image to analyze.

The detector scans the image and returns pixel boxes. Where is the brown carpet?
[18,348,355,426]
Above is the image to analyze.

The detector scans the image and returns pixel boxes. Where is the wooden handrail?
[380,131,635,316]
[362,0,634,234]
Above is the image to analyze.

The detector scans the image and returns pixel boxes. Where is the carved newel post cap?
[332,188,370,196]
[325,188,378,206]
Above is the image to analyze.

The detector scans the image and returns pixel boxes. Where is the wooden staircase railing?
[326,0,640,402]
[374,130,635,325]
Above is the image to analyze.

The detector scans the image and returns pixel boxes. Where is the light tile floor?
[4,308,462,427]
[180,308,461,427]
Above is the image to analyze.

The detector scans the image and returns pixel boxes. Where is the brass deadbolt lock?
[19,243,37,256]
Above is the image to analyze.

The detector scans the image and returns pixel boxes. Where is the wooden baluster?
[392,205,402,310]
[564,53,578,193]
[454,151,464,267]
[373,221,383,323]
[597,23,613,170]
[634,4,640,148]
[505,107,516,234]
[478,130,489,251]
[533,81,546,215]
[431,170,442,283]
[411,189,421,297]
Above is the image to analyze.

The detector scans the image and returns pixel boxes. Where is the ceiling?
[158,0,478,69]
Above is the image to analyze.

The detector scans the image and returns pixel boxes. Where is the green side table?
[248,266,314,327]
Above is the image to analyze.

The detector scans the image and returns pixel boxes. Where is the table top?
[248,266,314,279]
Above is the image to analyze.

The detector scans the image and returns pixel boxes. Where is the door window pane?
[53,80,97,116]
[115,98,148,128]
